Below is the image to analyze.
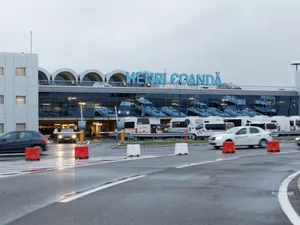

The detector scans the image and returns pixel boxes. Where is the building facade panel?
[0,53,38,133]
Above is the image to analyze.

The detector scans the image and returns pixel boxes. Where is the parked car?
[57,129,77,143]
[208,126,272,149]
[0,130,50,153]
[295,136,300,147]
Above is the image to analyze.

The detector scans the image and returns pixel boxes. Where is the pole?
[80,105,83,121]
[115,106,119,142]
[30,31,32,54]
[115,106,118,122]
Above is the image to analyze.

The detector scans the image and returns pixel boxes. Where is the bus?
[169,116,227,140]
[118,117,151,134]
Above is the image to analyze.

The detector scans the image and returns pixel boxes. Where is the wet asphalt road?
[1,142,300,225]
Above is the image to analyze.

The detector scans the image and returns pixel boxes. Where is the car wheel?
[225,139,233,142]
[191,134,197,140]
[248,145,254,148]
[259,139,267,148]
[214,146,220,150]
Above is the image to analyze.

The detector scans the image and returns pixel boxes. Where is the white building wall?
[0,53,38,133]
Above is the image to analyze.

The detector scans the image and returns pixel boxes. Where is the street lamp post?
[78,102,87,142]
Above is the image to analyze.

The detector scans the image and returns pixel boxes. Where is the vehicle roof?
[120,101,132,106]
[233,126,265,130]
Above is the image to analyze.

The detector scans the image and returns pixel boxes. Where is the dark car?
[295,137,300,147]
[57,129,77,143]
[0,130,50,154]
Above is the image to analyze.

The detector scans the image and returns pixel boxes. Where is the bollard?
[115,129,118,142]
[184,130,188,140]
[121,129,125,143]
[222,142,235,153]
[80,130,84,142]
[127,144,141,157]
[25,147,40,161]
[175,143,188,155]
[267,141,280,153]
[75,145,89,159]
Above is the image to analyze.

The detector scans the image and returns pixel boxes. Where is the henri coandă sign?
[125,71,222,86]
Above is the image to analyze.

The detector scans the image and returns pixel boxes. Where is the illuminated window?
[0,123,3,133]
[0,95,3,104]
[16,67,26,76]
[0,67,3,76]
[16,96,26,105]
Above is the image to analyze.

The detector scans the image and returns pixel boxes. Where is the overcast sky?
[1,0,300,86]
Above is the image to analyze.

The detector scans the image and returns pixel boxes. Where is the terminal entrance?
[39,120,117,140]
[39,118,172,140]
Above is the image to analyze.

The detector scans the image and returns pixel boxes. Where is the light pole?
[79,102,86,121]
[78,102,86,142]
[291,61,300,71]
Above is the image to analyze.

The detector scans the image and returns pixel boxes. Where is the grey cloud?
[1,0,300,86]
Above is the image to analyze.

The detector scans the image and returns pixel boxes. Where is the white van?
[169,116,227,140]
[269,116,294,131]
[118,117,151,134]
[287,116,300,131]
[223,116,252,127]
[245,121,278,132]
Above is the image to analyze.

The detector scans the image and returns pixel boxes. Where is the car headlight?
[215,136,223,140]
[72,134,76,139]
[118,110,121,114]
[58,135,62,139]
[126,111,130,115]
[296,137,300,141]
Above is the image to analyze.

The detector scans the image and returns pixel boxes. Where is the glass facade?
[39,92,299,118]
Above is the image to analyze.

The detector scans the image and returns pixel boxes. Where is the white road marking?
[175,151,300,169]
[59,175,146,203]
[278,170,300,225]
[176,160,216,169]
[0,155,166,179]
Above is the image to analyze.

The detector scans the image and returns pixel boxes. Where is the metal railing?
[271,131,300,136]
[38,80,296,92]
[127,132,193,141]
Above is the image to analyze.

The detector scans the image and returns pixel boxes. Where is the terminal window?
[16,67,26,76]
[0,67,3,76]
[0,95,3,104]
[16,123,26,131]
[0,123,3,133]
[16,96,26,105]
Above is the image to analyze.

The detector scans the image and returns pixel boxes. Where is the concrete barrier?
[267,141,280,152]
[175,143,188,155]
[75,146,89,159]
[127,144,141,157]
[222,142,235,154]
[25,147,40,161]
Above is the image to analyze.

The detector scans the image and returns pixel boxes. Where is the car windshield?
[61,129,74,132]
[119,106,131,110]
[225,127,242,133]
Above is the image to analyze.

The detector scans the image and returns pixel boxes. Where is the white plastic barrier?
[127,144,141,157]
[175,143,188,155]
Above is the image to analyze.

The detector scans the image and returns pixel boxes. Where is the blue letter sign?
[126,71,222,87]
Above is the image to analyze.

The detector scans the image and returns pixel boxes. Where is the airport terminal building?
[0,52,299,135]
